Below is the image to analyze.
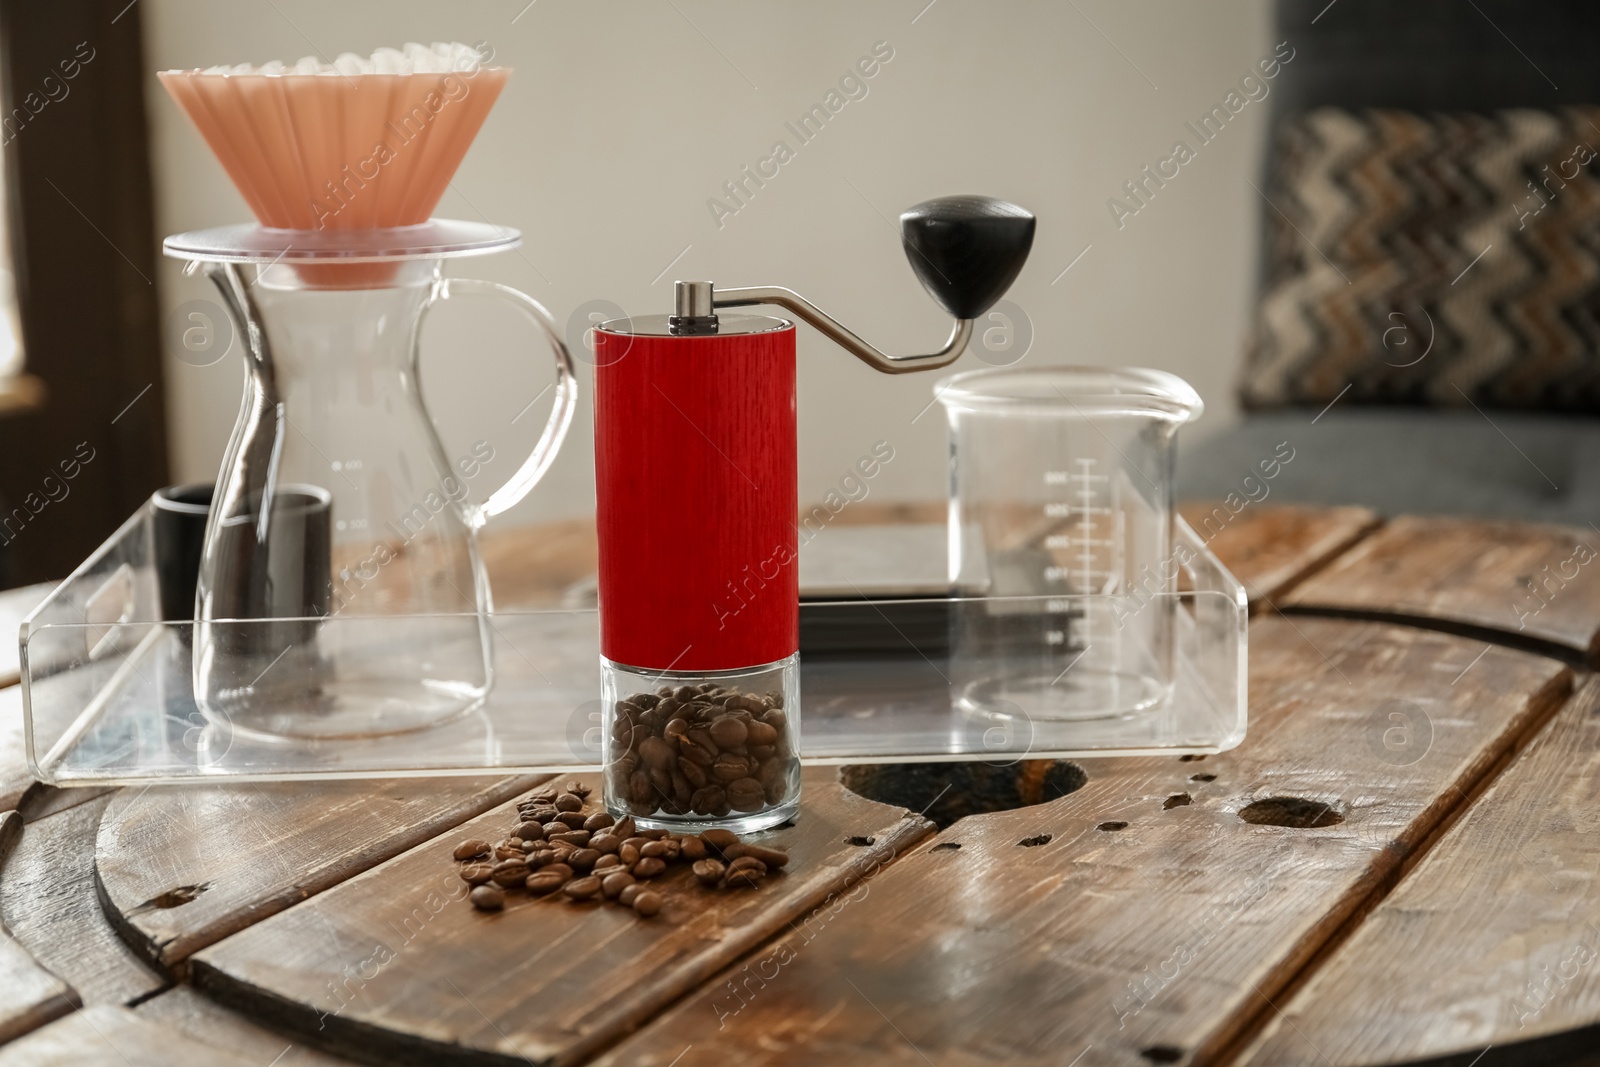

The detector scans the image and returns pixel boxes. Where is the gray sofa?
[1179,0,1600,524]
[1180,409,1600,524]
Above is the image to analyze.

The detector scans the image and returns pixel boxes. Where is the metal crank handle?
[708,195,1035,375]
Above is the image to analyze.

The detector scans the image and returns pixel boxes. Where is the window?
[0,39,20,381]
[0,181,21,380]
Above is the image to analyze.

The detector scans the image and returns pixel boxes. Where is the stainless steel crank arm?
[708,284,973,375]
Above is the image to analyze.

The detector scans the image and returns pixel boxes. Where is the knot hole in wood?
[838,759,1087,830]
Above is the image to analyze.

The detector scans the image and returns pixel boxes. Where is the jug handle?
[423,278,578,528]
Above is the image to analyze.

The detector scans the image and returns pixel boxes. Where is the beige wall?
[147,0,1272,526]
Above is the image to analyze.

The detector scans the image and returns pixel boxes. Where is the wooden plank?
[191,768,931,1066]
[136,987,356,1066]
[1,681,113,822]
[1283,515,1600,659]
[0,794,165,1005]
[591,618,1571,1067]
[0,810,78,1044]
[1234,673,1600,1066]
[481,505,1378,615]
[477,507,948,610]
[0,934,74,1044]
[97,774,544,969]
[16,784,114,824]
[479,517,597,609]
[0,580,54,689]
[0,1004,257,1067]
[3,584,115,822]
[1179,502,1380,606]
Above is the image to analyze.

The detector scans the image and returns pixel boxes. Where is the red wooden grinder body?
[592,319,798,672]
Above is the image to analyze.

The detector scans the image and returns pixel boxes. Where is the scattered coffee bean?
[564,876,602,900]
[459,863,495,885]
[525,871,566,895]
[490,860,531,888]
[450,794,792,923]
[726,843,789,868]
[724,869,764,889]
[453,839,491,861]
[700,828,739,853]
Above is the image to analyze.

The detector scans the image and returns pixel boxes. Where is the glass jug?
[168,222,576,740]
[937,366,1202,722]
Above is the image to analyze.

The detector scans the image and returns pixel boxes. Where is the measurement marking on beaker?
[1041,458,1126,657]
[1046,566,1114,582]
[1046,503,1111,518]
[1047,533,1115,549]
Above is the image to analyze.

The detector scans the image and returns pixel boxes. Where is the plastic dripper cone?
[160,46,508,285]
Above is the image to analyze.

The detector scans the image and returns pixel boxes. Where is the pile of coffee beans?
[608,683,796,818]
[451,781,789,917]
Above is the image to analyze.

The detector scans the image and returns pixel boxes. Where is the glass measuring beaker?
[167,222,577,740]
[937,366,1203,722]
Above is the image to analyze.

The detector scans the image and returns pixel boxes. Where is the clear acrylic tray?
[20,508,1246,784]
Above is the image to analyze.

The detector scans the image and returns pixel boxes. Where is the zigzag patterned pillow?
[1240,107,1600,412]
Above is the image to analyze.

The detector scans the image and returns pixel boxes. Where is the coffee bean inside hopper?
[606,685,796,819]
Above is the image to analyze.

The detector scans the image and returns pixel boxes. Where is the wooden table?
[4,504,1600,1066]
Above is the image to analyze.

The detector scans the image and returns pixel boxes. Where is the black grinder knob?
[900,195,1037,320]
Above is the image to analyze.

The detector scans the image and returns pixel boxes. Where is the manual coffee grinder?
[593,195,1035,832]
